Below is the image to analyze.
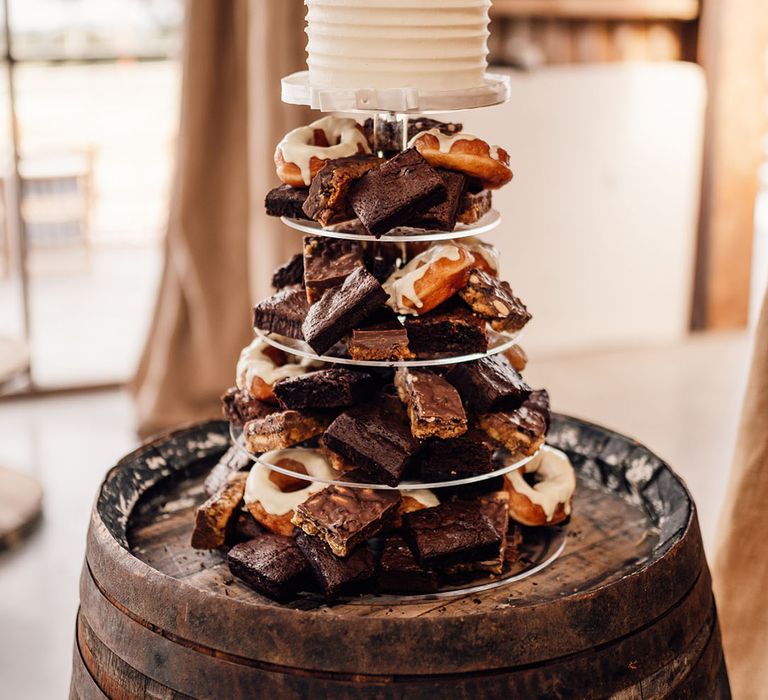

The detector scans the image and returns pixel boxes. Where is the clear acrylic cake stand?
[239,71,566,598]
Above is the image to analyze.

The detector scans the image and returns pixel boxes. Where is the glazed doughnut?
[383,243,474,315]
[243,448,338,536]
[408,128,513,190]
[504,446,576,527]
[460,237,500,277]
[275,116,370,187]
[236,337,314,403]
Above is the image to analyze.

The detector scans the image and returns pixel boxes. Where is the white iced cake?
[305,0,491,92]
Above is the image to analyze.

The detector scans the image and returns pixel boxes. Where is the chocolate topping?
[395,368,467,439]
[303,236,364,303]
[253,286,310,340]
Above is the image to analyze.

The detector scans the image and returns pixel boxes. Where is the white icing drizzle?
[277,115,370,185]
[507,446,576,521]
[408,127,507,165]
[405,489,439,508]
[235,337,311,394]
[461,237,499,274]
[383,243,463,314]
[244,448,338,515]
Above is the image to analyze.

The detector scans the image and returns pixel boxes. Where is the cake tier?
[305,0,491,93]
[230,421,540,492]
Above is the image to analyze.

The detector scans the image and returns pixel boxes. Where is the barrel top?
[84,415,701,674]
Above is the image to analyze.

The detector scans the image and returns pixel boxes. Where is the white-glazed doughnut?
[504,446,576,526]
[236,337,315,403]
[275,116,371,187]
[408,128,512,189]
[244,448,338,535]
[383,243,473,315]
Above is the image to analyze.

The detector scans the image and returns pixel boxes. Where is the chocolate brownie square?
[322,398,420,486]
[459,268,531,333]
[221,387,276,427]
[408,169,466,231]
[404,301,488,357]
[349,149,447,237]
[227,534,310,602]
[191,472,247,550]
[253,287,310,340]
[265,184,310,220]
[378,535,438,594]
[478,389,550,456]
[271,253,304,290]
[302,267,388,355]
[243,410,331,452]
[302,154,381,226]
[445,355,531,413]
[292,484,401,557]
[347,307,413,361]
[418,429,496,481]
[403,500,501,568]
[395,368,467,439]
[295,530,375,598]
[273,368,376,411]
[303,236,364,303]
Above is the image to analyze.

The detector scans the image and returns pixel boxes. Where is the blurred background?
[0,0,766,697]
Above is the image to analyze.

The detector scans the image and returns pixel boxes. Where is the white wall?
[449,63,707,356]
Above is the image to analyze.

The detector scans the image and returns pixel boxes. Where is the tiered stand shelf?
[69,72,730,699]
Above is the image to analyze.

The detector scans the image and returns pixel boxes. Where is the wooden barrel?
[70,417,730,699]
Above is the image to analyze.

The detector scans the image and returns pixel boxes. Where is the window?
[0,0,183,390]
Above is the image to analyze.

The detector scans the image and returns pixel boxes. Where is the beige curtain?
[132,0,308,438]
[713,292,768,700]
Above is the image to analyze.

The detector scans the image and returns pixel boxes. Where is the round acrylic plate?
[335,524,567,603]
[281,210,501,243]
[253,326,523,369]
[230,422,540,492]
[281,70,511,114]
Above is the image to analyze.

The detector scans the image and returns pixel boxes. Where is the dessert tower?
[200,0,577,601]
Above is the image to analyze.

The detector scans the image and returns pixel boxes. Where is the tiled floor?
[0,331,753,699]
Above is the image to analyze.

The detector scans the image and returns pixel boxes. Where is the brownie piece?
[403,500,502,568]
[265,184,310,220]
[271,253,304,290]
[221,387,276,426]
[459,269,532,333]
[273,368,376,410]
[227,534,310,602]
[302,236,364,303]
[323,398,420,486]
[404,301,488,357]
[395,368,467,439]
[419,429,496,481]
[347,308,413,361]
[243,410,331,452]
[302,154,382,226]
[445,355,531,413]
[295,530,375,598]
[253,287,310,340]
[191,472,247,549]
[365,241,402,283]
[292,484,401,557]
[228,510,264,545]
[408,169,466,231]
[378,535,438,593]
[349,149,447,237]
[443,492,509,575]
[204,445,251,497]
[457,189,492,225]
[478,389,550,456]
[302,267,388,355]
